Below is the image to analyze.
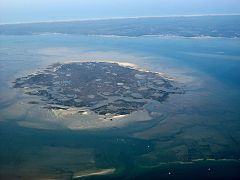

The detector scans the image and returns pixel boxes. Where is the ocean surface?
[0,28,240,179]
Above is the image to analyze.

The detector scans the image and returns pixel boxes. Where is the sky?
[0,0,240,24]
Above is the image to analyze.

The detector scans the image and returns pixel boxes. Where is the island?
[13,61,184,124]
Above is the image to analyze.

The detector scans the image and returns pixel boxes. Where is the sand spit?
[73,168,116,179]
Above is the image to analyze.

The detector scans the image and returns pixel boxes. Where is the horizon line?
[1,13,240,25]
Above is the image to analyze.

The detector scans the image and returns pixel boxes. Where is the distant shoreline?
[1,13,240,25]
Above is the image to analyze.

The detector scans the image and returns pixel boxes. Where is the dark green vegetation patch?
[13,62,183,115]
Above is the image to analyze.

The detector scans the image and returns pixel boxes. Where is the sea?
[0,20,240,179]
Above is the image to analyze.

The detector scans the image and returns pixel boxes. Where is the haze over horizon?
[1,0,240,24]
